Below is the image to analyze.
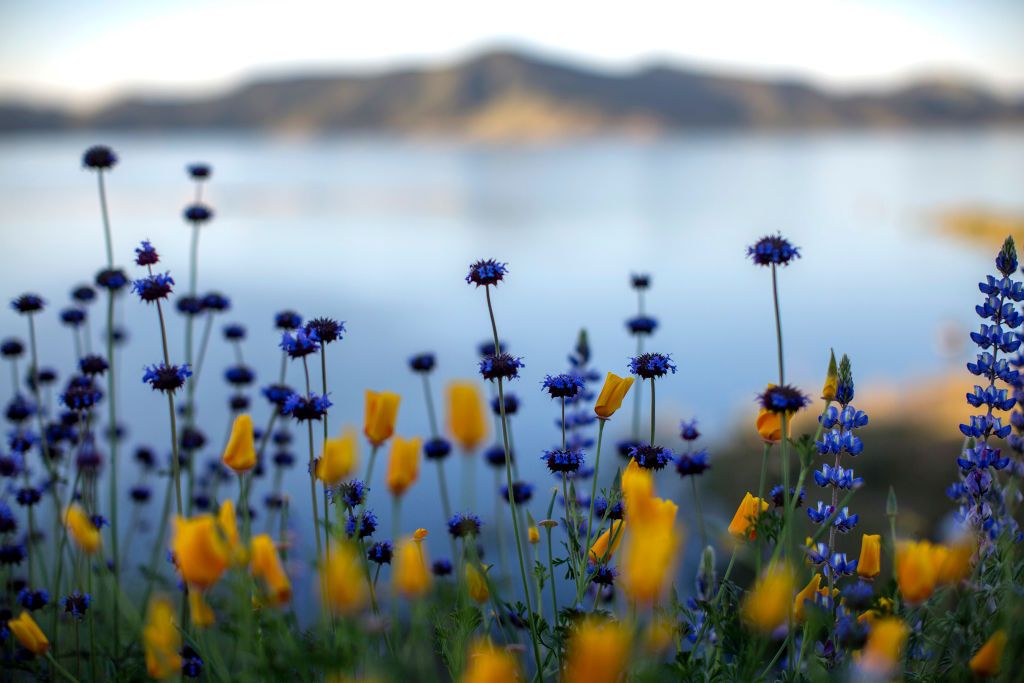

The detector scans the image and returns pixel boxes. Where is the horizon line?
[3,42,1022,113]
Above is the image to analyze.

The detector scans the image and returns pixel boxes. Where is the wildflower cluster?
[953,236,1020,541]
[1,148,1018,683]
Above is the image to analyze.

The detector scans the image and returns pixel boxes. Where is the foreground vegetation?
[1,146,1021,681]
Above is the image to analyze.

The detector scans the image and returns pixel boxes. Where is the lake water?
[1,130,1022,605]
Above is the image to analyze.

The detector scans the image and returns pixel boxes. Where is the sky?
[1,0,1022,108]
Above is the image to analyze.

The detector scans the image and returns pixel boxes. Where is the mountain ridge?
[2,49,1022,138]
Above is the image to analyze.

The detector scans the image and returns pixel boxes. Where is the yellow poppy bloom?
[317,427,359,485]
[858,617,908,677]
[821,350,838,401]
[171,514,230,589]
[728,492,768,541]
[621,499,679,605]
[528,525,540,545]
[393,536,432,599]
[144,596,182,679]
[188,588,216,628]
[896,540,938,604]
[466,563,490,604]
[447,381,487,451]
[969,629,1007,678]
[217,499,247,565]
[936,538,974,585]
[755,408,792,443]
[793,574,822,623]
[588,520,625,562]
[643,616,675,653]
[621,459,653,509]
[65,503,101,554]
[460,639,521,683]
[618,459,679,605]
[563,618,631,683]
[8,611,48,655]
[222,413,256,473]
[743,564,795,632]
[364,390,400,447]
[594,372,634,419]
[250,534,292,606]
[321,541,368,615]
[386,436,422,497]
[857,533,881,579]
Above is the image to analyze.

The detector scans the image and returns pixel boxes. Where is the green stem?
[545,525,562,672]
[688,546,737,662]
[307,420,322,563]
[87,560,97,682]
[301,356,323,564]
[422,374,439,437]
[183,222,201,517]
[27,314,65,644]
[584,420,607,566]
[141,472,175,609]
[238,474,251,541]
[190,312,215,385]
[770,263,785,384]
[756,443,771,575]
[437,460,457,562]
[649,377,655,445]
[97,170,113,268]
[45,652,81,683]
[484,285,544,680]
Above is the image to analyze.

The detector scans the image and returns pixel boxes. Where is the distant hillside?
[2,50,1022,138]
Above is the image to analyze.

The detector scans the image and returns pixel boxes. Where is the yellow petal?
[8,611,48,655]
[222,413,256,472]
[447,381,487,451]
[317,427,359,485]
[386,436,421,497]
[364,391,401,447]
[594,372,634,419]
[857,533,881,579]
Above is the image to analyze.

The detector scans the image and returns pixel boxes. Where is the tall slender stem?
[584,420,607,565]
[92,167,120,658]
[561,397,566,449]
[649,377,656,445]
[320,350,330,440]
[183,222,201,516]
[155,300,183,516]
[422,374,439,437]
[97,171,113,268]
[770,264,785,384]
[631,336,644,441]
[238,474,251,541]
[190,313,215,385]
[756,443,771,574]
[301,356,323,564]
[484,285,544,679]
[141,473,174,610]
[769,263,791,563]
[167,396,183,514]
[545,526,562,671]
[28,315,65,644]
[320,348,331,556]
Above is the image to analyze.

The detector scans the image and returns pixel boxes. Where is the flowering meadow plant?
[0,148,1021,683]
